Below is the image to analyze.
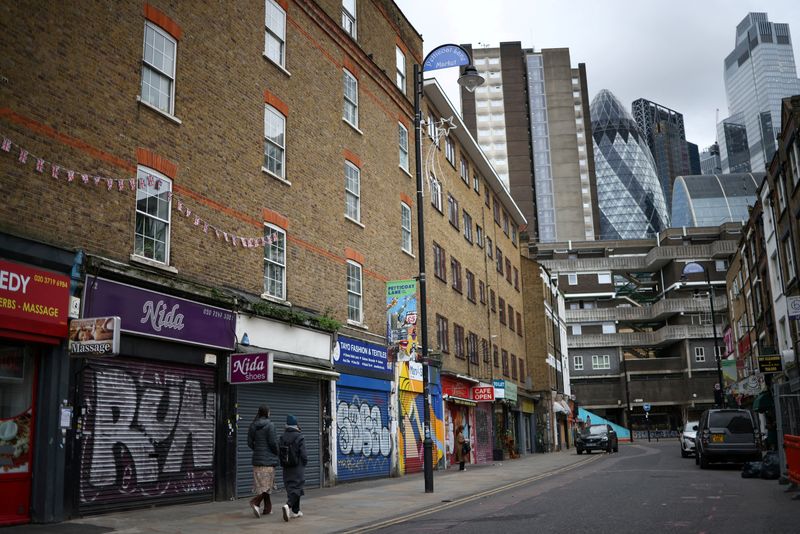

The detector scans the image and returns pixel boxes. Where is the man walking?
[280,414,308,522]
[247,405,278,517]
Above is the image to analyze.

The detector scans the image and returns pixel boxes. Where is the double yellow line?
[343,454,602,533]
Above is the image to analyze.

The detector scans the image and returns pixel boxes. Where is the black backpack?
[279,436,299,468]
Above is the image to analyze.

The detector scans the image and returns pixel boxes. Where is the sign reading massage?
[335,336,391,377]
[83,276,236,350]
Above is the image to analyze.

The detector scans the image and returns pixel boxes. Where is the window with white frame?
[715,259,729,272]
[602,323,616,334]
[347,260,363,323]
[591,354,610,370]
[264,0,286,67]
[264,104,286,178]
[134,166,172,264]
[445,138,455,165]
[263,224,286,299]
[714,345,725,359]
[140,22,177,114]
[395,46,406,93]
[398,123,409,171]
[694,346,706,362]
[784,238,796,283]
[342,0,356,38]
[473,173,480,193]
[343,69,358,128]
[447,194,459,229]
[429,173,442,212]
[573,355,584,371]
[568,273,578,285]
[344,161,360,222]
[401,202,412,253]
[572,324,582,335]
[597,272,612,284]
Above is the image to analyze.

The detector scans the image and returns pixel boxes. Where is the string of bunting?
[1,135,276,249]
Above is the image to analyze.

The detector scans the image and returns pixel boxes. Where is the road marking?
[342,455,602,534]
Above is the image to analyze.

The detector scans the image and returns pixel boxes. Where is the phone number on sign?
[33,274,68,288]
[203,308,233,320]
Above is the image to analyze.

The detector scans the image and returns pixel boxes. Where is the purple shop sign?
[83,277,236,350]
[228,352,273,384]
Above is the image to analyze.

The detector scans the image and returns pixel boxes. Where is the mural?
[397,363,444,473]
[336,388,391,480]
[79,359,215,508]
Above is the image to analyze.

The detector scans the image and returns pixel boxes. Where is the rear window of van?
[709,412,753,433]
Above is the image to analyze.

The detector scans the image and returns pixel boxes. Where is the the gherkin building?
[590,89,670,239]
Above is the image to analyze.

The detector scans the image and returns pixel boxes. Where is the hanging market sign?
[228,352,273,384]
[757,354,783,374]
[423,44,470,72]
[68,316,121,356]
[0,259,70,342]
[386,280,418,362]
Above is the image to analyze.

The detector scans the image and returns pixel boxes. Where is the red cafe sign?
[0,259,70,343]
[441,376,471,399]
[471,386,494,402]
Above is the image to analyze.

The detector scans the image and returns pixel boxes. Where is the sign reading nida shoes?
[83,277,236,350]
[228,352,273,384]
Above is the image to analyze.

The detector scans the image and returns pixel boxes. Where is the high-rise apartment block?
[718,12,800,173]
[461,43,599,244]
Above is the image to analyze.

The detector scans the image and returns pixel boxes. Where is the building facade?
[461,43,599,244]
[718,12,800,173]
[671,173,762,227]
[590,89,670,240]
[700,142,723,175]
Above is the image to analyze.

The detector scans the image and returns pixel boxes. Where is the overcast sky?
[394,0,800,150]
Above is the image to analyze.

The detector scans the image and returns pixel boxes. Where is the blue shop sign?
[335,336,391,376]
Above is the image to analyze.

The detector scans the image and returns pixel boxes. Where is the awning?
[274,361,340,380]
[753,391,773,413]
[443,394,477,407]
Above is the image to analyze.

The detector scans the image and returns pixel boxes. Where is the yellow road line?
[343,454,602,533]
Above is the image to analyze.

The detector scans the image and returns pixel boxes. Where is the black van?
[694,409,761,468]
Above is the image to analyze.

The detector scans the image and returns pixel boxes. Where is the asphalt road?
[371,441,798,534]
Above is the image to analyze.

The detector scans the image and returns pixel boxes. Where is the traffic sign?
[788,296,800,319]
[643,403,651,412]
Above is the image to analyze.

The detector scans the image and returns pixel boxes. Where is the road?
[369,441,798,534]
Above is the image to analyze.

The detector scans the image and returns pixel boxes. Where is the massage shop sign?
[0,259,70,343]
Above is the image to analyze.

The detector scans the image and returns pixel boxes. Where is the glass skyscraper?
[718,12,800,173]
[591,90,669,240]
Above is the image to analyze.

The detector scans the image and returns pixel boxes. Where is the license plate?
[712,434,725,443]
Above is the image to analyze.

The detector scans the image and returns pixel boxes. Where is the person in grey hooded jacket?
[247,405,278,517]
[280,414,308,521]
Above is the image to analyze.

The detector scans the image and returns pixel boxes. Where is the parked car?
[694,409,761,469]
[680,421,699,458]
[576,424,618,454]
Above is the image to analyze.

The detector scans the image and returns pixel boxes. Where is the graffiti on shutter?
[336,386,391,481]
[79,358,215,511]
[475,403,493,464]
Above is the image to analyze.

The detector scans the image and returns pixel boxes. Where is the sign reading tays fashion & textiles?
[386,280,417,362]
[83,276,236,350]
[334,336,391,377]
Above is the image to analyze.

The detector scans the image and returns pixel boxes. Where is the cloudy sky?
[394,0,800,150]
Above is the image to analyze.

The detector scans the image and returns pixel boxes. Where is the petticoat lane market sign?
[0,259,70,342]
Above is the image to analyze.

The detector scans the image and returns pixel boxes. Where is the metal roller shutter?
[399,390,424,473]
[78,357,216,514]
[236,375,321,497]
[475,403,493,464]
[336,386,391,481]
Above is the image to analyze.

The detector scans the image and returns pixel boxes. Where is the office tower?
[461,43,599,243]
[671,173,762,227]
[718,12,800,172]
[590,89,669,239]
[687,142,701,175]
[700,143,723,175]
[632,99,691,209]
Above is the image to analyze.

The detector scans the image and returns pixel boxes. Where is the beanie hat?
[286,414,298,426]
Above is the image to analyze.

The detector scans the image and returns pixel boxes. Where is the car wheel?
[699,451,709,469]
[681,448,688,458]
[607,445,612,453]
[577,448,583,455]
[695,451,700,465]
[613,445,619,453]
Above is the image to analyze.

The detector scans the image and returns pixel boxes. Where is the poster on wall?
[386,280,418,362]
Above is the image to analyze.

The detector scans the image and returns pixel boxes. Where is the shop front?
[441,375,476,468]
[493,379,520,459]
[333,336,393,482]
[471,384,494,464]
[0,255,72,525]
[76,275,235,514]
[397,361,443,474]
[519,397,536,454]
[234,313,336,496]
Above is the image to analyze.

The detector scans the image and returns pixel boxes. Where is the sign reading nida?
[228,352,273,384]
[69,316,121,356]
[83,277,236,350]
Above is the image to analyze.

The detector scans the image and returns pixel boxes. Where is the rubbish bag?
[741,461,762,478]
[760,451,780,480]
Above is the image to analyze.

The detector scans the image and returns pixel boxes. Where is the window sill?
[130,254,179,274]
[260,293,291,307]
[262,167,292,186]
[136,97,182,125]
[343,119,363,135]
[347,319,369,330]
[263,53,291,77]
[345,215,365,228]
[401,248,415,259]
[400,165,412,178]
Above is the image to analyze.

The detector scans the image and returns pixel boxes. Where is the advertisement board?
[386,280,418,362]
[68,317,121,356]
[0,259,70,342]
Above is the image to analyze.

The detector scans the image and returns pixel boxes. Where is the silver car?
[680,421,698,457]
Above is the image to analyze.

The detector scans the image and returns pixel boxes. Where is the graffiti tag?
[337,397,391,457]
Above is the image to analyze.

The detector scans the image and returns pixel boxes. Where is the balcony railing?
[567,324,723,348]
[565,296,728,323]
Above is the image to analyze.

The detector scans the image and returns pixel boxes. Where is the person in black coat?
[247,405,278,517]
[280,414,308,521]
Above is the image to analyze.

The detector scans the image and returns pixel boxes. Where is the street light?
[414,44,484,493]
[681,261,726,408]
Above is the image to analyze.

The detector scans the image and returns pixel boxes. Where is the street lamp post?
[681,262,726,408]
[413,45,484,493]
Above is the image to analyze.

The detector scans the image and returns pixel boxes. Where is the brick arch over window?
[264,89,289,117]
[262,208,289,230]
[143,3,183,40]
[136,148,178,179]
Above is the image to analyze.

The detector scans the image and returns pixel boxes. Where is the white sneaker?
[291,510,303,518]
[251,503,261,518]
[282,504,290,522]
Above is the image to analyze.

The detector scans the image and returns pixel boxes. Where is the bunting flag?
[0,134,281,250]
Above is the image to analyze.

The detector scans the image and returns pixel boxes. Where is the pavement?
[11,449,597,533]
